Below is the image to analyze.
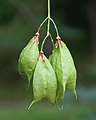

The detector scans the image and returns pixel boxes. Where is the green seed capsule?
[28,52,57,109]
[18,33,39,82]
[50,37,77,103]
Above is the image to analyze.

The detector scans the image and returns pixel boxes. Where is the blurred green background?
[0,0,96,120]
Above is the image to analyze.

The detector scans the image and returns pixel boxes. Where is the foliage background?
[0,0,96,120]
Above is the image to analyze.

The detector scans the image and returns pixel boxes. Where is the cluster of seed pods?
[18,32,77,110]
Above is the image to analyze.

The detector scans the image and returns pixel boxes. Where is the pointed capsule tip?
[56,98,64,110]
[28,101,34,110]
[73,90,77,100]
[26,81,30,90]
[75,93,77,100]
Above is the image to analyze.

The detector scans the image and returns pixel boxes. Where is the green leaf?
[18,35,39,82]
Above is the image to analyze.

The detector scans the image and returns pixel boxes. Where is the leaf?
[18,34,39,82]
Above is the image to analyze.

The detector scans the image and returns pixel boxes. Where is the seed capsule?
[50,37,77,102]
[28,52,57,109]
[18,33,39,82]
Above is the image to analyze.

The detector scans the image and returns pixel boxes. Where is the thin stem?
[40,0,60,51]
[37,0,60,39]
[47,0,50,36]
[49,33,54,47]
[48,0,50,18]
[40,0,51,51]
[41,35,49,52]
[50,18,59,37]
[37,17,48,32]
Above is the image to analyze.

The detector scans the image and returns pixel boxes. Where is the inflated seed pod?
[50,37,77,101]
[18,32,39,82]
[28,52,57,109]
